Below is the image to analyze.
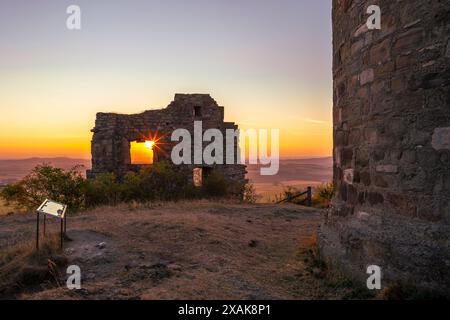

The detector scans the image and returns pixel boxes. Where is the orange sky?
[0,1,332,160]
[0,89,332,160]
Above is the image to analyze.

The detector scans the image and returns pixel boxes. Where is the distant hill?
[0,158,91,185]
[247,157,333,202]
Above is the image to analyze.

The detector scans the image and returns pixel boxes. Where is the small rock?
[248,240,259,247]
[96,242,106,249]
[168,264,182,271]
[150,262,167,269]
[65,248,75,255]
[312,267,324,279]
[124,261,139,271]
[76,288,89,296]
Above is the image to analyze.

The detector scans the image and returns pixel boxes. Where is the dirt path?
[0,201,344,300]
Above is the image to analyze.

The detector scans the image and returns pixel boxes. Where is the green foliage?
[313,183,334,208]
[317,183,334,201]
[201,172,229,197]
[1,162,251,211]
[200,172,249,200]
[0,164,85,211]
[121,162,190,202]
[83,162,191,206]
[243,183,259,204]
[273,186,304,204]
[282,186,299,203]
[182,184,203,199]
[84,173,120,207]
[138,162,190,201]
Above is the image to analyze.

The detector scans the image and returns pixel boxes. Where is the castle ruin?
[87,94,247,186]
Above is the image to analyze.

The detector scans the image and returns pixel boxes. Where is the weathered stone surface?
[370,38,391,65]
[446,40,450,58]
[394,28,424,52]
[432,127,450,150]
[343,169,354,185]
[359,68,374,85]
[376,164,398,174]
[320,0,450,295]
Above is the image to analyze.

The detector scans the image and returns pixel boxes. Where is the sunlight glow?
[130,141,154,164]
[145,140,155,149]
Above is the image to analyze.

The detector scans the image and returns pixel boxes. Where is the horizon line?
[0,155,332,161]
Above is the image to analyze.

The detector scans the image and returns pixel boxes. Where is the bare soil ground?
[0,201,359,300]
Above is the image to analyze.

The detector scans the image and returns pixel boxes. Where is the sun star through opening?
[145,140,155,149]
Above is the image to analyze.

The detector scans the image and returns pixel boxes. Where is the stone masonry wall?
[87,94,246,184]
[319,0,450,294]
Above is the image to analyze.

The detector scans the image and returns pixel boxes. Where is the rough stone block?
[359,68,374,85]
[343,168,354,185]
[394,28,424,52]
[432,127,450,150]
[370,38,391,65]
[446,40,450,58]
[376,164,399,174]
[367,192,384,205]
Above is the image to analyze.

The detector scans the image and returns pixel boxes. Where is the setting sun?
[145,141,155,149]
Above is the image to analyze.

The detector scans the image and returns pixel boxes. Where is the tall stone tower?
[320,0,450,294]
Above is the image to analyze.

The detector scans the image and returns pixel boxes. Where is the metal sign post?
[60,218,64,249]
[36,211,40,250]
[36,199,67,251]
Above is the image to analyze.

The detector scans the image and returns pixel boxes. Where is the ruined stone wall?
[320,0,450,293]
[87,94,246,184]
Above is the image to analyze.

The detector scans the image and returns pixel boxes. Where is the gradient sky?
[0,0,332,159]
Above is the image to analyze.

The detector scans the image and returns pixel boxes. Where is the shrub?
[1,162,250,210]
[200,171,248,199]
[201,172,229,198]
[120,171,142,202]
[273,186,304,204]
[83,162,192,206]
[84,172,121,207]
[182,184,203,199]
[243,183,259,204]
[131,162,190,202]
[0,164,85,211]
[282,186,299,203]
[313,183,334,208]
[1,184,25,209]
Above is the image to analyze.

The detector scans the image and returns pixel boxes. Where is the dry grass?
[292,234,377,300]
[0,200,370,300]
[0,233,67,298]
[0,198,17,216]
